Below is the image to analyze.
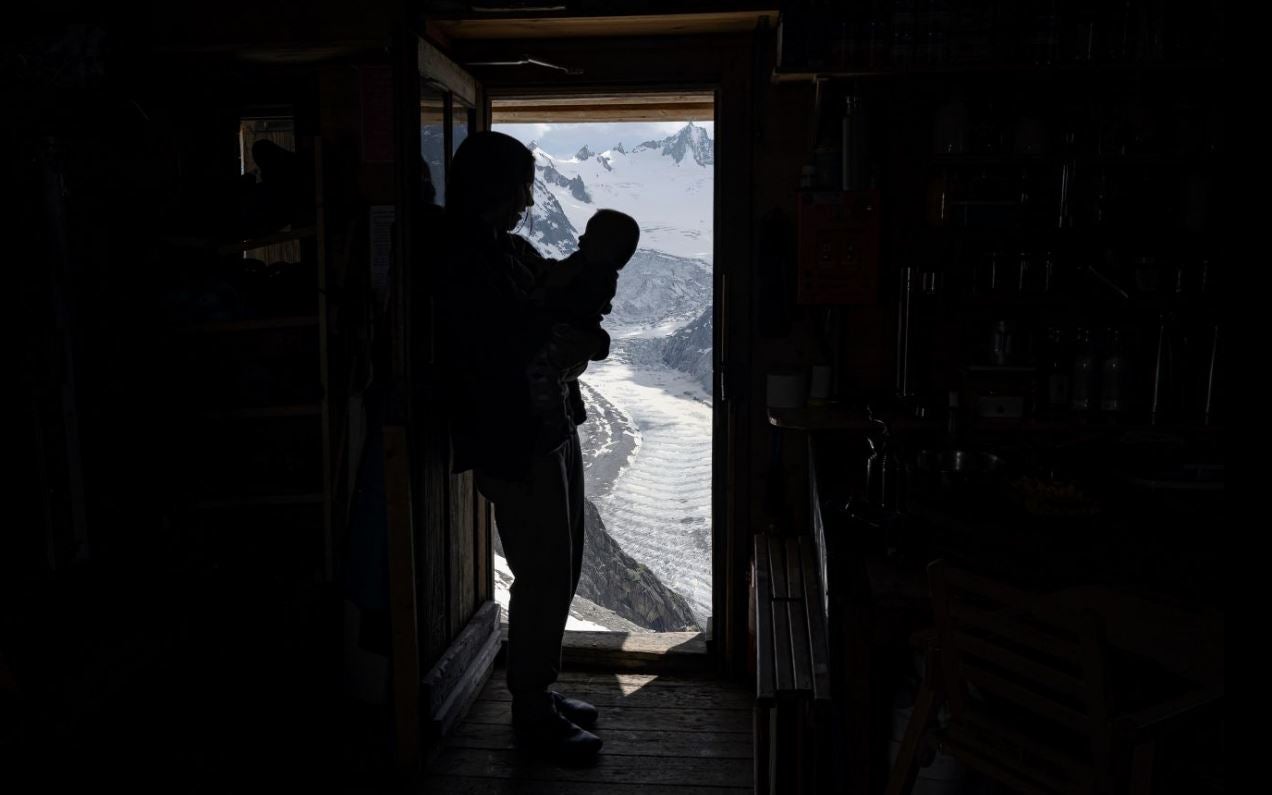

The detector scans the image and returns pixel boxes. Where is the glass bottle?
[1100,328,1128,413]
[1044,327,1071,415]
[1070,327,1097,413]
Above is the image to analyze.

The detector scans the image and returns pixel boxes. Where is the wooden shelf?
[160,226,317,255]
[771,406,1221,437]
[768,405,941,433]
[929,154,1214,167]
[177,315,320,334]
[964,417,1223,435]
[772,60,1224,83]
[764,406,1222,434]
[218,226,317,254]
[222,225,316,253]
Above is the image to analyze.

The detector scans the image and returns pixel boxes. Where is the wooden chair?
[888,561,1217,795]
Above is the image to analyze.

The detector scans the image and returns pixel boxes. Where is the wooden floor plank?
[426,776,750,794]
[446,723,752,759]
[479,679,753,709]
[461,701,752,734]
[425,665,756,792]
[550,670,747,688]
[429,748,752,788]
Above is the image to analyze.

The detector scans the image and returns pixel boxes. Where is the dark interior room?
[6,2,1223,792]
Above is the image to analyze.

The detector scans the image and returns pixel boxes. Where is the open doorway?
[491,95,715,635]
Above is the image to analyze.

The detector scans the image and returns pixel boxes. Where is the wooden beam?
[493,92,713,107]
[419,37,479,107]
[422,601,502,739]
[423,601,500,717]
[423,19,453,52]
[490,92,715,122]
[435,11,779,41]
[492,102,714,122]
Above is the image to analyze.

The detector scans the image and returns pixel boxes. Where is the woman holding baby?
[441,131,637,760]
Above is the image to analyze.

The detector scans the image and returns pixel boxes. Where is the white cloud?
[497,122,553,145]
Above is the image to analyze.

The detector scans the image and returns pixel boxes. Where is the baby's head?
[579,209,640,268]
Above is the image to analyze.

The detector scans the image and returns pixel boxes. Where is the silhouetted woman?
[442,131,602,759]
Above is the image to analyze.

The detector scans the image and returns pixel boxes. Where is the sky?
[493,121,714,160]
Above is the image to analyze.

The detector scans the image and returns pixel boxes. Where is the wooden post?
[385,425,420,776]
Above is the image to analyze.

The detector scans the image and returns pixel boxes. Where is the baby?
[527,209,640,451]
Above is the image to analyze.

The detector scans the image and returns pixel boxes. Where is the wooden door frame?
[446,28,760,680]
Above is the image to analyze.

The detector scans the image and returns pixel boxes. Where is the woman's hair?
[446,131,535,227]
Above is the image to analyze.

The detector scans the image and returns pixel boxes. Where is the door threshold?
[498,628,712,673]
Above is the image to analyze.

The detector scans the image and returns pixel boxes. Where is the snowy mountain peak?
[524,177,578,258]
[664,122,714,166]
[537,159,592,203]
[631,122,713,166]
[502,121,713,262]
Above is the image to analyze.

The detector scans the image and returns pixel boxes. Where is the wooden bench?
[754,534,832,794]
